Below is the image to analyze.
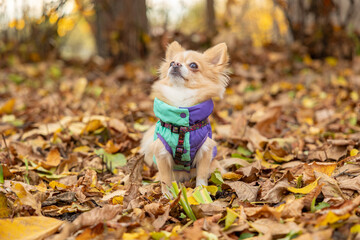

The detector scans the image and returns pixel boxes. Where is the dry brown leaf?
[236,159,261,177]
[254,106,282,138]
[109,118,128,134]
[250,218,303,236]
[337,175,360,192]
[192,200,228,218]
[43,148,62,169]
[224,181,259,202]
[261,179,291,204]
[11,183,42,215]
[244,205,281,221]
[293,229,333,240]
[314,171,345,204]
[308,145,347,161]
[52,204,123,240]
[220,158,251,169]
[281,198,305,218]
[123,154,144,209]
[9,141,43,162]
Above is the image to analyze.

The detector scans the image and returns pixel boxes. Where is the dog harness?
[153,97,216,172]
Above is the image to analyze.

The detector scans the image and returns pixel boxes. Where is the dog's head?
[158,41,230,99]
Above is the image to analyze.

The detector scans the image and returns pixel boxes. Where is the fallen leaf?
[244,205,281,221]
[281,198,305,218]
[309,162,337,176]
[261,179,291,204]
[11,183,42,215]
[0,98,15,114]
[250,218,303,236]
[224,181,259,202]
[42,148,61,169]
[224,207,240,230]
[316,211,351,227]
[0,216,63,240]
[288,178,319,194]
[314,171,345,203]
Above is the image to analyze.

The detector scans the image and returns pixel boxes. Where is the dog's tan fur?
[141,41,229,194]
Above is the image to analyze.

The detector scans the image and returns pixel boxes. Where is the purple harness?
[153,98,217,171]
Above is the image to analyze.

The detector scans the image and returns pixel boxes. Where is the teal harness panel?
[153,98,215,171]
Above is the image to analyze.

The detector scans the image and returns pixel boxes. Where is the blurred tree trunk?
[275,0,359,58]
[206,0,216,37]
[93,0,148,63]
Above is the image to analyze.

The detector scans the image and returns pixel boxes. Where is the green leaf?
[210,170,224,186]
[179,213,186,219]
[9,73,25,84]
[192,186,213,204]
[314,202,330,211]
[0,165,4,184]
[230,153,253,162]
[49,65,61,79]
[236,146,252,157]
[224,208,239,230]
[278,230,301,240]
[239,233,255,240]
[94,148,127,173]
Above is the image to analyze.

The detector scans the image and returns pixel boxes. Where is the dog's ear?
[204,43,229,68]
[166,41,184,60]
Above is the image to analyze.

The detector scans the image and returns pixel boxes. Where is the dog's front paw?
[196,179,208,187]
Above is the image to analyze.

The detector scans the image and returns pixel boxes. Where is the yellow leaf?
[49,12,58,24]
[82,9,95,16]
[0,216,63,240]
[123,229,148,240]
[112,196,123,205]
[0,193,11,218]
[35,181,48,192]
[0,98,15,114]
[57,17,75,37]
[317,211,351,227]
[288,177,319,194]
[302,97,316,108]
[325,57,338,67]
[83,119,103,134]
[351,224,360,233]
[350,149,359,157]
[16,19,25,30]
[222,172,242,180]
[8,19,17,28]
[11,183,42,215]
[303,54,312,65]
[73,146,91,153]
[224,208,239,230]
[310,162,337,176]
[205,185,218,196]
[256,149,279,169]
[187,196,199,205]
[268,151,294,162]
[350,91,359,101]
[49,181,68,190]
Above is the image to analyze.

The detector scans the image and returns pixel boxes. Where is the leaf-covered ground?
[0,48,360,240]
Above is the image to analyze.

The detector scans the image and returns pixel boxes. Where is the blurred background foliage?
[0,0,360,68]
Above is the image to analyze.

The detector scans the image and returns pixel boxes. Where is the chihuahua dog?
[141,41,229,194]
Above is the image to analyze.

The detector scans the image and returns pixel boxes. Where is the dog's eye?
[189,62,198,69]
[170,61,175,67]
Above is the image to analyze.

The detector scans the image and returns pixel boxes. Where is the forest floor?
[0,47,360,240]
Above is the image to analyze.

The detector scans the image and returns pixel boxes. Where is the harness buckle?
[172,126,180,133]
